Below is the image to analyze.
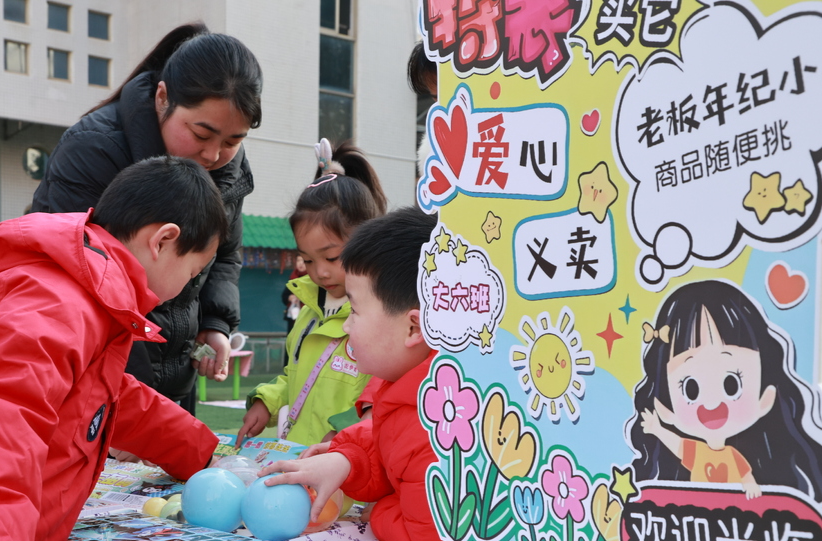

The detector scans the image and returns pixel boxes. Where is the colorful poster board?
[415,1,822,540]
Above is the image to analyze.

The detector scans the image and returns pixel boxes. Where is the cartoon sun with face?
[510,307,595,423]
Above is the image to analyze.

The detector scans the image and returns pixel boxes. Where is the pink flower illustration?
[423,363,479,451]
[541,453,589,523]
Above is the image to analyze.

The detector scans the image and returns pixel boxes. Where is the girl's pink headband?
[308,174,337,188]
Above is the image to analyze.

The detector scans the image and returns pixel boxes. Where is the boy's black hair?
[407,41,437,97]
[341,206,437,315]
[92,156,228,255]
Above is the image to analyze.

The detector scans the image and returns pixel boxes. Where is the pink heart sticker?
[581,109,600,136]
[766,262,808,309]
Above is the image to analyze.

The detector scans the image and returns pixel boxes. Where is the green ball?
[160,500,184,522]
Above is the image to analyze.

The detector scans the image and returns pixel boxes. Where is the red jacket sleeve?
[329,419,393,503]
[331,406,438,541]
[369,404,438,541]
[111,375,218,480]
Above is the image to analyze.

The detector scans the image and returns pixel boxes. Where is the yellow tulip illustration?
[591,483,622,541]
[470,391,539,539]
[481,391,537,480]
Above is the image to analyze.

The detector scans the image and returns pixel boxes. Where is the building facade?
[0,0,419,220]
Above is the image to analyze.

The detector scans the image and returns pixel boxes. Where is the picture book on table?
[88,434,306,512]
[212,432,307,468]
[70,511,248,540]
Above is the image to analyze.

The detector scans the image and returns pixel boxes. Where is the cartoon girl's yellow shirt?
[681,439,752,483]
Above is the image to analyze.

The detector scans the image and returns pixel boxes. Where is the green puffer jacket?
[247,275,371,445]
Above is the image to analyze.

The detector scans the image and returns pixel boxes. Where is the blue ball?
[181,468,246,532]
[241,475,311,541]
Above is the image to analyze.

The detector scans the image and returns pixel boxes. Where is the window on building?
[48,48,69,80]
[88,10,109,40]
[4,0,26,23]
[4,40,27,73]
[320,0,350,35]
[88,55,109,86]
[319,0,354,143]
[47,2,69,31]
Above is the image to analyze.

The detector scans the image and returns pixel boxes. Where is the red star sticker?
[597,313,623,357]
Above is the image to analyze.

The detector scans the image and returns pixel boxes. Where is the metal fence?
[242,331,288,375]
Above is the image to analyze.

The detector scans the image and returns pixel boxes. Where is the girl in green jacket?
[238,139,387,446]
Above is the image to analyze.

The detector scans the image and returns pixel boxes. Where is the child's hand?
[260,453,351,523]
[109,448,142,463]
[236,400,271,449]
[299,441,331,459]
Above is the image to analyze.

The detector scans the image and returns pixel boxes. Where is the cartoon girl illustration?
[629,280,822,500]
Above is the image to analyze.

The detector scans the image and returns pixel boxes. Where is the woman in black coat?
[32,23,262,415]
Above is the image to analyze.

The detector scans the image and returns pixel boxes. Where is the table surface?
[79,457,376,540]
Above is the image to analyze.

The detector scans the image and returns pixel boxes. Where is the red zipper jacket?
[330,349,439,540]
[0,211,217,540]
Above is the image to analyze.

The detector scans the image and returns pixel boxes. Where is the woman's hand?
[192,330,230,382]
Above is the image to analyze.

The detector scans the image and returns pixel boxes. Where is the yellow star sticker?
[578,162,618,224]
[609,466,638,505]
[481,211,502,243]
[743,172,785,224]
[478,324,493,348]
[783,179,813,215]
[422,251,437,276]
[453,239,468,265]
[434,227,452,253]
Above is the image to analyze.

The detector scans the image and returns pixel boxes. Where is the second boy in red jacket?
[262,207,441,541]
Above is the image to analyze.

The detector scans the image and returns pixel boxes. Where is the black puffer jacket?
[31,71,253,402]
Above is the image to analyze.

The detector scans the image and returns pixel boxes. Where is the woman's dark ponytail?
[87,22,208,114]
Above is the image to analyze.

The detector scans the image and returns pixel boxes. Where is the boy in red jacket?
[0,156,226,541]
[262,207,440,541]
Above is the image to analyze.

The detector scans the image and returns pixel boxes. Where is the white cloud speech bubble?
[418,224,505,354]
[615,3,822,289]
